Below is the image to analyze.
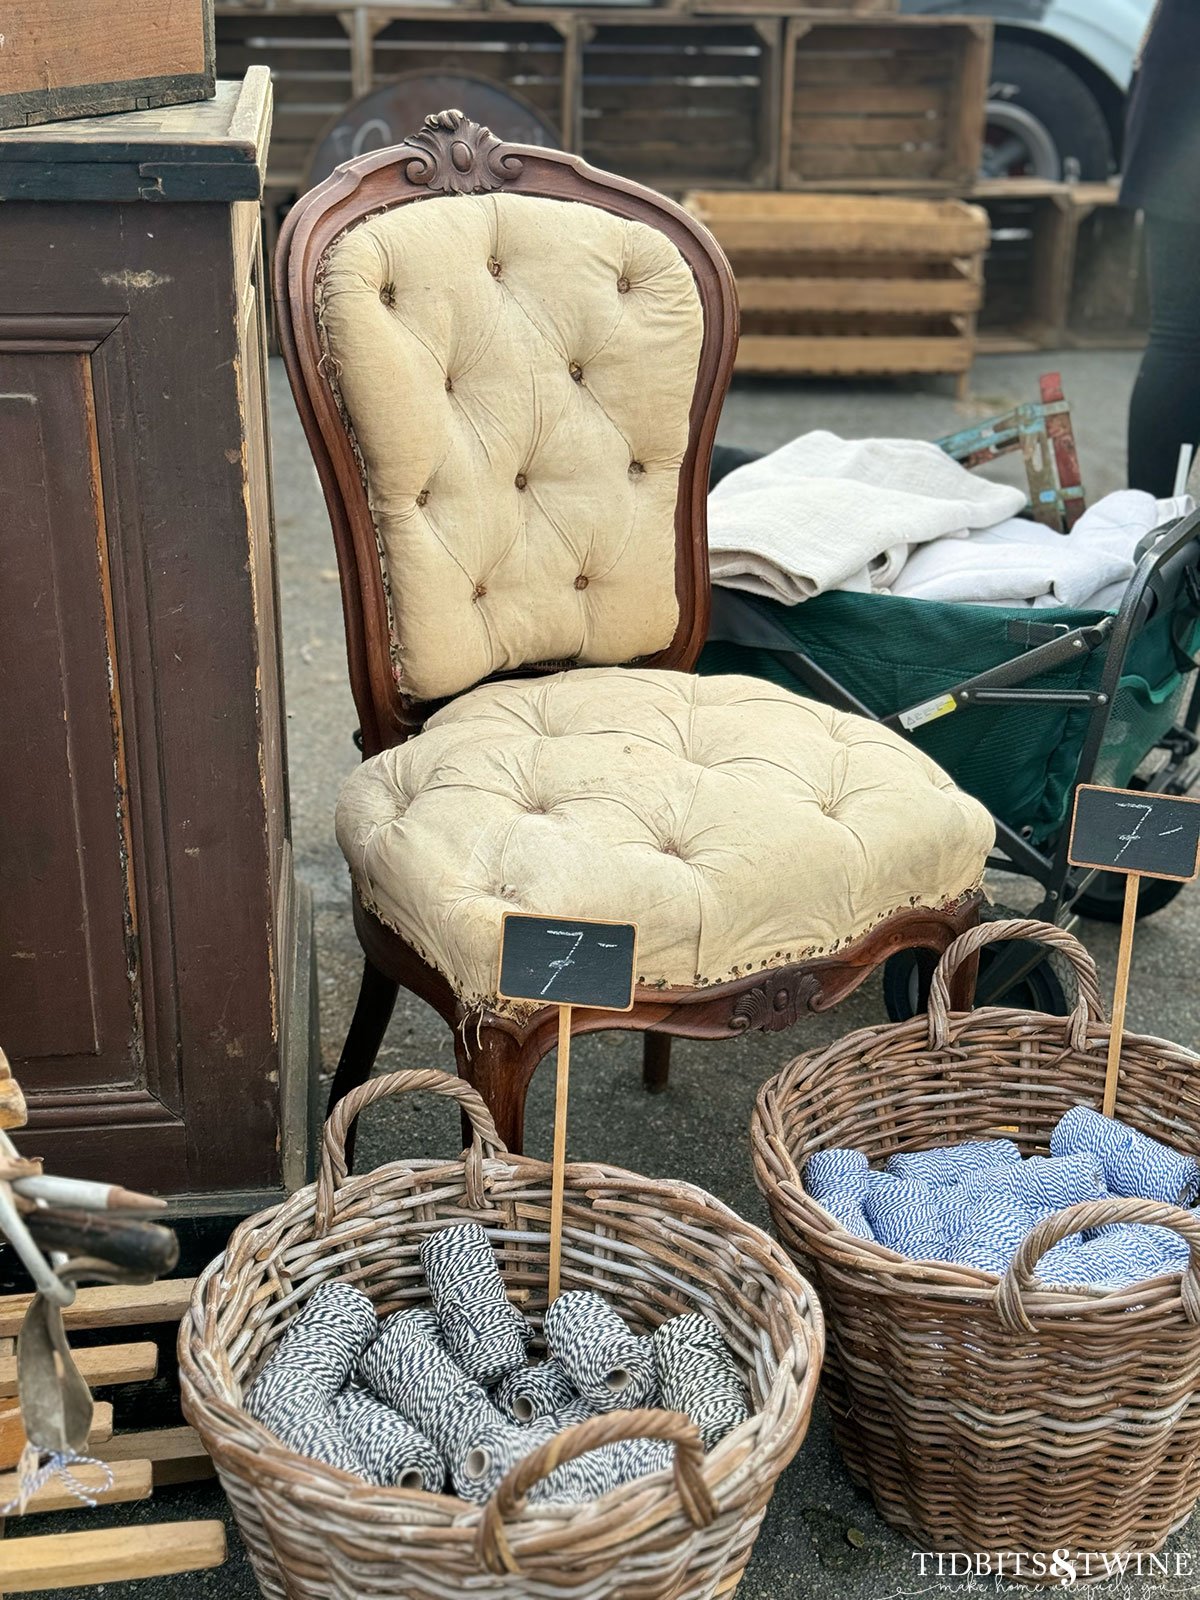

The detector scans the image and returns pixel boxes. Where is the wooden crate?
[0,0,215,129]
[372,16,569,146]
[973,179,1075,351]
[972,179,1148,352]
[215,8,353,191]
[782,14,990,191]
[581,17,780,190]
[1066,183,1148,349]
[687,190,987,389]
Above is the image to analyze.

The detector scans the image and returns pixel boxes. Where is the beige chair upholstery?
[337,668,994,1011]
[318,192,702,702]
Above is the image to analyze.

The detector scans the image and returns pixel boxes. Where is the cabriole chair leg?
[327,959,400,1171]
[643,1033,671,1094]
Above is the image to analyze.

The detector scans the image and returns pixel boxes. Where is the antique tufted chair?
[276,110,993,1158]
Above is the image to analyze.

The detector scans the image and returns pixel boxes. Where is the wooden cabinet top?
[0,68,271,202]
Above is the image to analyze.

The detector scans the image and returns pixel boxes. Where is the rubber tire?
[883,905,1074,1023]
[987,40,1114,182]
[1074,872,1185,924]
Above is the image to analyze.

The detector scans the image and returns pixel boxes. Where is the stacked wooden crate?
[974,179,1148,352]
[687,190,988,390]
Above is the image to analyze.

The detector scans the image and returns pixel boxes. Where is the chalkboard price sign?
[1068,784,1200,882]
[497,915,639,1012]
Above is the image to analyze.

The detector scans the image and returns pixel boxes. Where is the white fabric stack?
[707,432,1026,603]
[707,429,1191,612]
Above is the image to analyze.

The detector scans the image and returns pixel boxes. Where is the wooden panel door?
[0,316,188,1182]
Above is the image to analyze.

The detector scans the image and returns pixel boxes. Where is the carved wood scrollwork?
[398,109,524,196]
[729,972,825,1033]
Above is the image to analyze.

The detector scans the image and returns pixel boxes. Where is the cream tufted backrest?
[317,191,705,703]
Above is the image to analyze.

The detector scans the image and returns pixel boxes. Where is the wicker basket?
[181,1069,824,1599]
[752,919,1200,1582]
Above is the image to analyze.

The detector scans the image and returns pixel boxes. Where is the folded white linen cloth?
[891,490,1192,610]
[707,432,1027,604]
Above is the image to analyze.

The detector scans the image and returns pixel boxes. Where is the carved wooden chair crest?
[275,110,991,1156]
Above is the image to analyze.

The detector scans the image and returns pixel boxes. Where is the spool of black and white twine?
[544,1292,658,1413]
[329,1386,444,1491]
[244,1369,366,1476]
[257,1280,379,1399]
[653,1313,749,1450]
[359,1305,531,1504]
[420,1224,531,1386]
[494,1358,578,1423]
[243,1281,379,1473]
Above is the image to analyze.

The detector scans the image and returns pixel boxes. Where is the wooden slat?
[789,112,944,145]
[0,1520,226,1592]
[790,145,944,180]
[791,49,956,87]
[687,213,988,257]
[737,274,981,315]
[0,1277,194,1338]
[735,333,972,375]
[0,1457,152,1515]
[98,1423,212,1484]
[0,1341,157,1400]
[0,1402,113,1470]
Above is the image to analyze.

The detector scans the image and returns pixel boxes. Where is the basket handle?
[476,1408,717,1575]
[314,1068,505,1233]
[926,919,1106,1052]
[996,1197,1200,1333]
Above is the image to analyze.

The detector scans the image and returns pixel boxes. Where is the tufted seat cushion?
[336,669,994,1009]
[317,193,703,702]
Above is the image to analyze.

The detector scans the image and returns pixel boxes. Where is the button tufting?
[568,361,583,383]
[515,472,527,491]
[574,575,589,591]
[660,840,679,856]
[487,256,502,278]
[379,282,396,308]
[417,489,430,507]
[617,275,631,293]
[473,582,488,600]
[444,376,454,393]
[629,460,645,477]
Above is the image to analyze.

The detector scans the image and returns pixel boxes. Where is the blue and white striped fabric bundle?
[804,1106,1198,1289]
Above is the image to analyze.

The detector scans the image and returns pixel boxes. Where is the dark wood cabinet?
[0,69,315,1208]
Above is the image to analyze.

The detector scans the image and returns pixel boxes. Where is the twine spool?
[886,1139,1021,1187]
[258,1281,379,1398]
[653,1313,750,1451]
[1052,1105,1200,1205]
[330,1387,444,1491]
[245,1371,365,1476]
[420,1224,531,1385]
[864,1174,947,1259]
[494,1359,577,1424]
[544,1291,658,1412]
[360,1307,531,1505]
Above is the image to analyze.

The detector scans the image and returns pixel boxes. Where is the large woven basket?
[181,1069,823,1599]
[752,919,1200,1583]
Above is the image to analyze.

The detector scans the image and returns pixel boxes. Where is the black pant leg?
[1127,213,1200,496]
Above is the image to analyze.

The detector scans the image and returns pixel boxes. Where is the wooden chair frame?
[275,109,982,1156]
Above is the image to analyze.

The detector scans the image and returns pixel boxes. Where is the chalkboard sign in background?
[1068,784,1200,882]
[497,915,639,1011]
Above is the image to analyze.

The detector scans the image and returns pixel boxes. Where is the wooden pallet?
[0,1278,222,1592]
[686,189,987,390]
[782,14,990,192]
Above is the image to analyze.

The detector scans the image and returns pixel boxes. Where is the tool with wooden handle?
[22,1210,179,1279]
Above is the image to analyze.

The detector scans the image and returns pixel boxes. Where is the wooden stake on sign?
[1103,873,1140,1116]
[1068,784,1200,1117]
[549,1004,572,1303]
[497,915,638,1302]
